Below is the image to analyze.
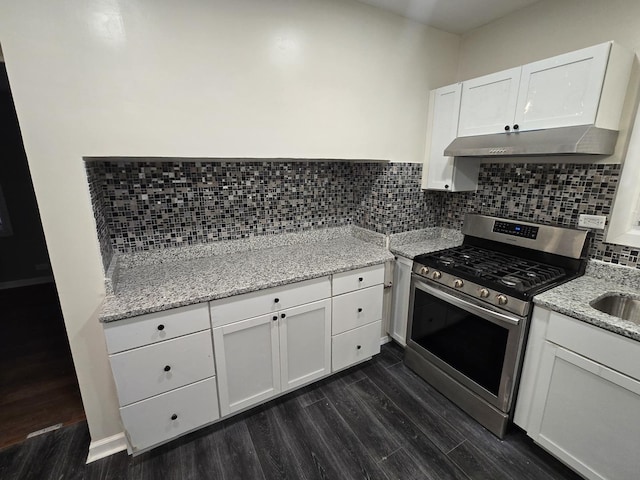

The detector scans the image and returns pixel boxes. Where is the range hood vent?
[444,125,618,158]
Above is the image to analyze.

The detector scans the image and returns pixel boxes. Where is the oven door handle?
[413,276,523,327]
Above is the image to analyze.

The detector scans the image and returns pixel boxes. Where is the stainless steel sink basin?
[590,294,640,324]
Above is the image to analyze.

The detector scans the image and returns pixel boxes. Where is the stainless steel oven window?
[0,184,13,237]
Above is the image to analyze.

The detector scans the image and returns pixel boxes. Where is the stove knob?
[479,288,490,298]
[432,271,442,280]
[496,295,508,306]
[420,266,430,275]
[454,279,464,288]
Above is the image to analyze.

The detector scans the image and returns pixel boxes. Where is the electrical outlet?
[578,214,607,230]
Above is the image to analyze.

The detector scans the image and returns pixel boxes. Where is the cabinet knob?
[274,298,279,303]
[356,345,362,350]
[157,324,165,331]
[281,313,286,319]
[358,308,363,313]
[272,315,278,321]
[358,277,363,282]
[444,185,449,189]
[504,125,510,131]
[171,414,178,421]
[164,365,171,372]
[513,124,519,131]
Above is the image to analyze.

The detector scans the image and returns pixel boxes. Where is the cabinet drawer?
[332,284,383,335]
[547,311,640,381]
[210,276,330,327]
[332,320,381,372]
[110,330,215,406]
[332,264,384,296]
[103,303,210,354]
[121,377,219,453]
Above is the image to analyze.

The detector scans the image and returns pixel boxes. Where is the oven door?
[407,275,528,412]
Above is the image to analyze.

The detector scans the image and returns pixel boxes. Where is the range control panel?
[493,220,539,239]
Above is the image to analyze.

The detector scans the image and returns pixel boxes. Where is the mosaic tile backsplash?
[86,162,113,272]
[440,162,639,268]
[86,160,440,264]
[87,159,639,271]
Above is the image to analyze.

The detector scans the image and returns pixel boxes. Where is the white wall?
[0,0,459,448]
[458,0,640,80]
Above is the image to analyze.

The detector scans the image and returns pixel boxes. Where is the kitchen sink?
[590,293,640,325]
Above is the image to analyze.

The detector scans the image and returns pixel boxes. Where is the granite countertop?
[534,260,640,342]
[101,227,393,322]
[389,227,463,259]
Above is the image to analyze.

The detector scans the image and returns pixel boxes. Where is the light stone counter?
[100,226,392,322]
[534,260,640,342]
[389,227,463,260]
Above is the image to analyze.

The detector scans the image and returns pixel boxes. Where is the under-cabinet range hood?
[444,125,618,158]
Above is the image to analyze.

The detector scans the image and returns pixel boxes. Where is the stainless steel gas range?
[404,214,590,438]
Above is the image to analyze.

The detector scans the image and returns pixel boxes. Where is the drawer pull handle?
[157,324,165,331]
[272,315,278,321]
[358,308,363,313]
[357,345,362,350]
[171,414,178,421]
[164,365,171,372]
[281,313,286,319]
[358,277,363,282]
[274,298,280,303]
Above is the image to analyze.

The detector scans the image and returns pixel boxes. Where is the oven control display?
[493,221,539,239]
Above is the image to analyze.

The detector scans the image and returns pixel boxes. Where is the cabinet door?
[279,299,331,392]
[212,313,280,416]
[389,256,412,346]
[514,43,610,131]
[423,84,461,191]
[458,67,521,137]
[528,343,640,480]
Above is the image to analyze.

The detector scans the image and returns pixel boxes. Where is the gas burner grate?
[419,245,566,293]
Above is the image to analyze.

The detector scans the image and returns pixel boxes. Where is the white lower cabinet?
[389,255,412,345]
[106,266,386,455]
[120,377,219,453]
[332,320,381,371]
[213,298,332,416]
[110,330,216,406]
[516,306,640,480]
[212,313,282,416]
[331,284,384,335]
[279,299,331,392]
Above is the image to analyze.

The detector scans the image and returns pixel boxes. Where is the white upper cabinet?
[514,43,610,131]
[457,41,632,137]
[422,83,480,192]
[458,67,521,137]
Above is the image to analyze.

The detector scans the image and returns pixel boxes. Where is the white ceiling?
[356,0,541,34]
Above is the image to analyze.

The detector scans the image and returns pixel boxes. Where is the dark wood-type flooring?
[0,342,583,480]
[0,283,85,450]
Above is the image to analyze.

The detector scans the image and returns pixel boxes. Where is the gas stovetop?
[414,244,568,296]
[411,215,590,317]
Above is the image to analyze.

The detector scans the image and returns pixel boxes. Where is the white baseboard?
[86,432,128,464]
[380,335,392,345]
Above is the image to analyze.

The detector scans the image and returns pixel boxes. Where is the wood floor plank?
[272,398,344,480]
[321,376,402,461]
[246,404,315,480]
[303,399,389,480]
[213,419,266,480]
[347,376,469,480]
[370,342,404,369]
[360,360,467,454]
[376,447,427,480]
